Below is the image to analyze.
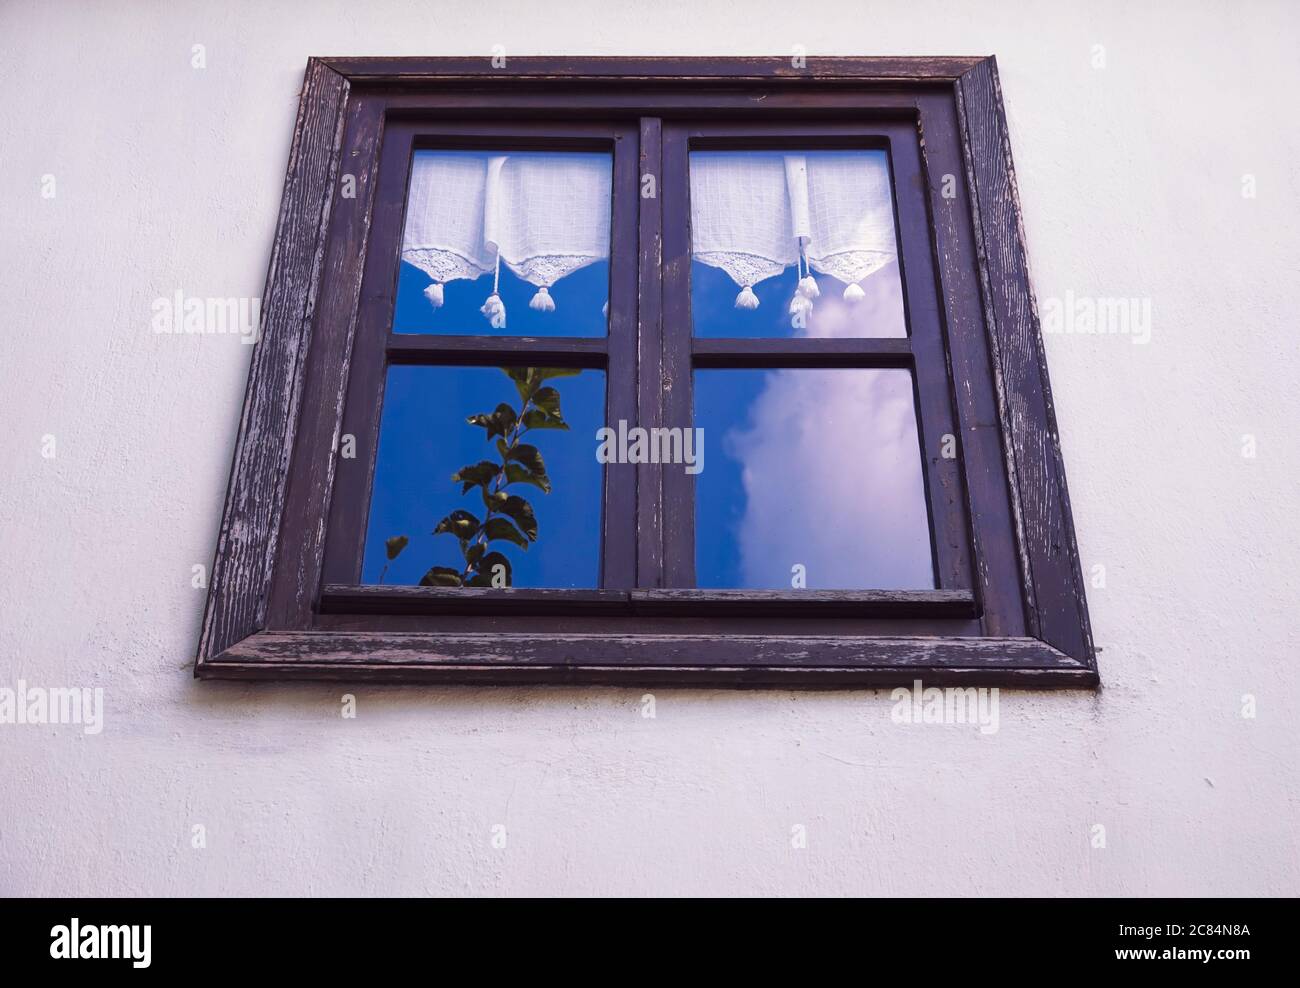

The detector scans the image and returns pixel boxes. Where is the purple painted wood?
[636,116,665,589]
[956,58,1094,662]
[197,59,348,663]
[208,628,1093,688]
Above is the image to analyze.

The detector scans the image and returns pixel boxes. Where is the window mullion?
[634,116,668,588]
[658,121,696,588]
[599,121,641,589]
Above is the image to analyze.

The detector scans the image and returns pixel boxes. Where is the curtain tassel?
[481,293,506,328]
[843,282,865,302]
[789,252,817,329]
[481,250,506,328]
[424,282,445,308]
[734,285,760,309]
[789,293,813,330]
[529,286,556,312]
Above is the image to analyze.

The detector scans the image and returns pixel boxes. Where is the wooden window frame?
[194,56,1098,688]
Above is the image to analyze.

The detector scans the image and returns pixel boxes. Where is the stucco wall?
[2,0,1296,896]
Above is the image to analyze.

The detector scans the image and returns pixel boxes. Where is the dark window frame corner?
[195,55,1098,689]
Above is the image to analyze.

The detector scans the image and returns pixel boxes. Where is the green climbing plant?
[383,366,580,588]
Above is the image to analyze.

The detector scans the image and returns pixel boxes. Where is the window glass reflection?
[694,368,934,589]
[690,150,905,339]
[396,150,612,337]
[364,365,605,588]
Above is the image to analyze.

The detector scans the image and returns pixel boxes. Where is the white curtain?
[689,151,898,325]
[402,151,612,327]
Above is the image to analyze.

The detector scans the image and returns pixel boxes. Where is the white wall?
[2,0,1297,897]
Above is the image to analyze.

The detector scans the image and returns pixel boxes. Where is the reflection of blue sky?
[695,368,934,589]
[366,165,931,590]
[393,259,609,337]
[691,259,906,339]
[362,366,605,587]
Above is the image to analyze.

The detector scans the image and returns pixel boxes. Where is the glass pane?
[363,365,605,588]
[395,150,612,337]
[693,368,934,589]
[689,150,905,339]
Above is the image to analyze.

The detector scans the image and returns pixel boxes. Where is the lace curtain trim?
[690,151,899,324]
[401,152,611,326]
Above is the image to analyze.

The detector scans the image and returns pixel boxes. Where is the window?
[196,57,1097,687]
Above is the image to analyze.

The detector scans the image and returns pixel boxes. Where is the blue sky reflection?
[694,367,935,589]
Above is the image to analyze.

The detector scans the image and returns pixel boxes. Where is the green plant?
[384,367,579,587]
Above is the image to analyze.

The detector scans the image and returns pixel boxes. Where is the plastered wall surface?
[1,0,1296,896]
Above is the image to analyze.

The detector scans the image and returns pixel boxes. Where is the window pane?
[694,368,934,589]
[363,365,605,588]
[395,150,612,337]
[689,150,905,339]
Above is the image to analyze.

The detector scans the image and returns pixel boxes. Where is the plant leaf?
[531,386,563,418]
[384,535,409,561]
[418,566,463,587]
[533,367,582,384]
[502,366,535,403]
[451,460,498,493]
[521,408,568,431]
[501,366,579,402]
[465,542,486,568]
[504,463,551,493]
[469,551,512,587]
[495,495,538,541]
[433,509,480,541]
[505,443,546,477]
[483,517,529,549]
[466,410,496,432]
[466,403,518,439]
[491,402,517,437]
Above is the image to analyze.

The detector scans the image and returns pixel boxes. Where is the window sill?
[319,584,978,618]
[197,628,1096,688]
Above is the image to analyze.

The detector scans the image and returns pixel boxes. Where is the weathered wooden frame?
[195,56,1098,688]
